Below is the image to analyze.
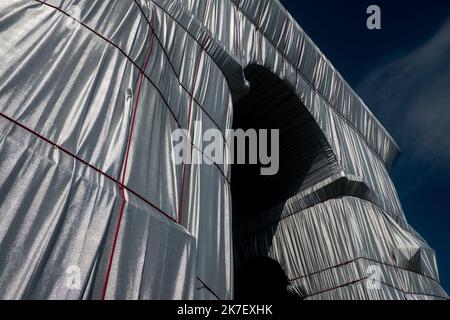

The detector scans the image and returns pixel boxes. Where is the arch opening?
[231,65,336,298]
[234,257,300,300]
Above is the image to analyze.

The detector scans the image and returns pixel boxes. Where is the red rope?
[36,0,230,184]
[101,10,156,300]
[196,277,221,300]
[303,276,447,300]
[289,256,440,285]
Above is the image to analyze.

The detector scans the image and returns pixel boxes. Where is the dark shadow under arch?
[235,257,302,300]
[231,65,337,298]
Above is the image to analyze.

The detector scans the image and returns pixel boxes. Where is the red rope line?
[18,1,229,220]
[134,0,391,173]
[303,276,448,300]
[100,9,156,300]
[0,113,177,225]
[196,276,222,300]
[131,0,227,140]
[304,276,370,298]
[231,1,394,167]
[289,256,440,285]
[2,109,441,299]
[35,0,230,184]
[17,0,431,299]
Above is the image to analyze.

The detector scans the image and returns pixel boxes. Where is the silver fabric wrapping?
[0,0,446,300]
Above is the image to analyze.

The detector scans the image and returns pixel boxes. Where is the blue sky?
[280,0,450,292]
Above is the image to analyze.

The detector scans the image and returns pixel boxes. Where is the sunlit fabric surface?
[0,0,447,300]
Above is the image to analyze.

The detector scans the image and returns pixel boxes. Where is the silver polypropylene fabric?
[0,0,447,300]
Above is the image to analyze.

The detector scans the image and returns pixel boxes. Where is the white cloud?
[357,17,450,164]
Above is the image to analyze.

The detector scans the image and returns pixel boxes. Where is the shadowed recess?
[231,65,337,295]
